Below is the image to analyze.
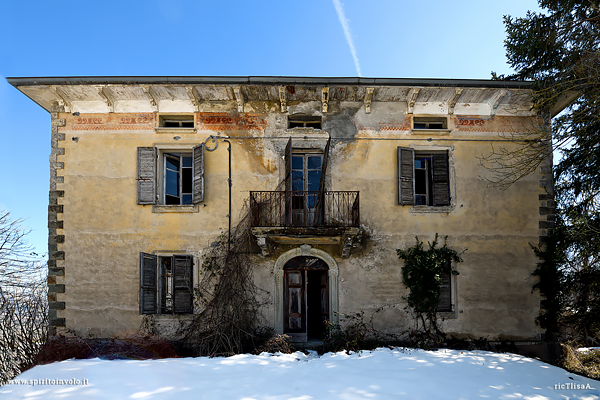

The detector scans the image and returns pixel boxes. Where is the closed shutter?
[192,144,204,204]
[432,153,450,206]
[437,267,452,312]
[140,253,157,314]
[398,147,415,205]
[137,147,156,205]
[173,255,193,314]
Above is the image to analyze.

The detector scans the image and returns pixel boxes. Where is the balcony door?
[291,153,322,226]
[283,256,329,342]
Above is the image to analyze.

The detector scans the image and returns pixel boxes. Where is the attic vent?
[288,115,322,129]
[413,117,447,130]
[159,115,195,128]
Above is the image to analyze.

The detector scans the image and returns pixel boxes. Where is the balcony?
[249,191,361,257]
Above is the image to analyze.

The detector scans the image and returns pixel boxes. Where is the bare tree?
[0,211,48,385]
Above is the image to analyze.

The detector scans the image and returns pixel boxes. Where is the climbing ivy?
[397,234,463,346]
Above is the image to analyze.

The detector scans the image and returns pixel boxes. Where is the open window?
[136,145,204,206]
[284,137,330,226]
[398,147,450,207]
[413,117,448,130]
[140,253,193,314]
[159,115,195,128]
[288,115,322,129]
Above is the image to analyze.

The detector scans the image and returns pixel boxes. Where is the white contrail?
[332,0,362,77]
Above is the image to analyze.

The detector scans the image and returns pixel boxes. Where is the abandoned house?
[8,76,566,345]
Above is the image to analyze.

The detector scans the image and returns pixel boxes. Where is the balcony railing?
[250,191,359,228]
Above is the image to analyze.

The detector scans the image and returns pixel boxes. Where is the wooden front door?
[283,257,329,341]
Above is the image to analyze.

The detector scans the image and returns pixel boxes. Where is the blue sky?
[0,0,540,256]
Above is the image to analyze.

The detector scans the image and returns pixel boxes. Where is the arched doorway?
[273,246,339,342]
[283,257,328,342]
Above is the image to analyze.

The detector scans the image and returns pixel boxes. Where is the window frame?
[139,252,194,315]
[283,137,331,227]
[287,115,322,130]
[397,145,455,212]
[412,116,450,132]
[163,152,193,206]
[155,114,196,133]
[136,143,204,213]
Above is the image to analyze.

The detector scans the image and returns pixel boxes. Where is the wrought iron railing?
[250,191,359,228]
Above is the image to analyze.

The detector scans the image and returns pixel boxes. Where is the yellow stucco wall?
[52,102,545,341]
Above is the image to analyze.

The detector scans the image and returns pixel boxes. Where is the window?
[288,115,322,129]
[159,115,195,128]
[164,153,193,205]
[140,253,193,314]
[284,137,330,226]
[413,117,447,130]
[398,147,450,206]
[136,145,204,206]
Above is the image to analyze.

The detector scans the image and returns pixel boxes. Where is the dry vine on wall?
[176,201,270,357]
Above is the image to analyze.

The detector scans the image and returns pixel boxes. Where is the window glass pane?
[292,156,303,170]
[307,170,321,191]
[292,195,304,209]
[429,123,444,129]
[292,171,304,191]
[182,194,193,205]
[415,195,427,206]
[166,170,180,197]
[182,168,192,193]
[166,156,179,171]
[165,195,179,205]
[414,159,424,169]
[307,193,318,208]
[182,156,192,168]
[415,169,427,195]
[307,155,322,169]
[414,122,427,129]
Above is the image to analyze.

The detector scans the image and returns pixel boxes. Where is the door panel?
[284,270,305,337]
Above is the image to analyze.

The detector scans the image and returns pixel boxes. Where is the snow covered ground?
[1,348,599,399]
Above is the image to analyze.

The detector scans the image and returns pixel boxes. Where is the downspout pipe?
[204,134,232,252]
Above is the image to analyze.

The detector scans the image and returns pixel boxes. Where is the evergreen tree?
[498,0,600,341]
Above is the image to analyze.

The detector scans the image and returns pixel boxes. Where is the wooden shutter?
[315,136,331,226]
[437,266,452,312]
[192,144,204,204]
[398,147,415,205]
[173,255,193,314]
[432,153,450,206]
[137,147,156,205]
[284,137,293,192]
[284,137,293,226]
[140,253,157,314]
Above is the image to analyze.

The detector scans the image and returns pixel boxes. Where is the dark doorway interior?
[307,270,328,339]
[283,256,329,341]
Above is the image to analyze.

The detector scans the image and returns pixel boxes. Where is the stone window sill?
[152,204,199,213]
[410,206,454,214]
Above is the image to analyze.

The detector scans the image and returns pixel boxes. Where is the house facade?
[9,76,557,343]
